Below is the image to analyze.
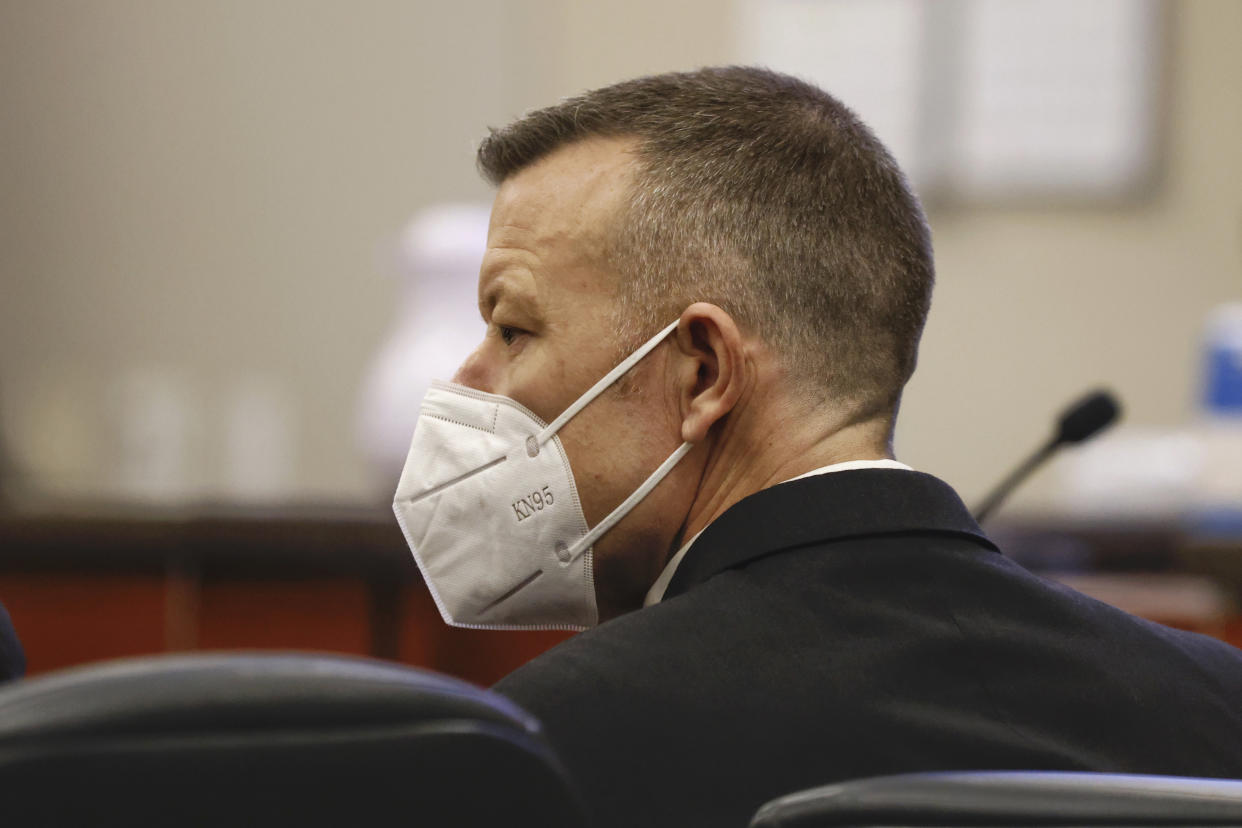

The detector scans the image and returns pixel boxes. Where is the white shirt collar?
[641,458,914,607]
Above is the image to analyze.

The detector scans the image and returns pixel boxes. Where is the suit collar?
[663,469,998,601]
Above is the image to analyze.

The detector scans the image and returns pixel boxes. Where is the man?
[393,67,1242,828]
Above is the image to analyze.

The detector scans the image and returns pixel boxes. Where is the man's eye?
[498,325,523,345]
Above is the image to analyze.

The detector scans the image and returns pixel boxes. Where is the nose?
[451,344,491,392]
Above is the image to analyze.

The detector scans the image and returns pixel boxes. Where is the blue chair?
[0,652,587,827]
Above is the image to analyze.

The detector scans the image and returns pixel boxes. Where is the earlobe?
[675,303,745,444]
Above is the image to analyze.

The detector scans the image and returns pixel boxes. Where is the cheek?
[557,391,677,524]
[521,371,585,430]
[476,339,577,421]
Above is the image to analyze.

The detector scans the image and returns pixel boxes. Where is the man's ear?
[674,302,746,444]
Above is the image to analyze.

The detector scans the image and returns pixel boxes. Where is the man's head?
[477,65,934,425]
[454,66,934,618]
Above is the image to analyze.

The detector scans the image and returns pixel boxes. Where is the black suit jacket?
[495,470,1242,828]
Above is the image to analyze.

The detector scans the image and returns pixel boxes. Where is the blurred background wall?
[1,0,1239,515]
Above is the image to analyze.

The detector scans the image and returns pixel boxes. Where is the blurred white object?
[3,369,98,500]
[224,376,295,502]
[736,0,1161,200]
[1056,304,1242,525]
[355,204,490,492]
[736,0,928,181]
[113,367,199,503]
[1056,425,1203,521]
[950,0,1160,199]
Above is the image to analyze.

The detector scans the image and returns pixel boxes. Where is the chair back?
[750,770,1242,827]
[0,652,587,827]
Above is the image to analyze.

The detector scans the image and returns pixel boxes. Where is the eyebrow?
[478,272,538,322]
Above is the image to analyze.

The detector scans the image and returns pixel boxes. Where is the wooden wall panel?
[396,584,441,669]
[398,584,575,686]
[2,511,1237,689]
[0,574,167,675]
[197,579,371,655]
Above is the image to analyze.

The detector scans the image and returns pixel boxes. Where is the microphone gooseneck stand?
[974,389,1121,524]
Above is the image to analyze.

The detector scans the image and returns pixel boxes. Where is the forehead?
[480,136,638,306]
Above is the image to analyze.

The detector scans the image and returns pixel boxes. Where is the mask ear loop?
[526,318,691,565]
[563,440,693,564]
[532,319,682,449]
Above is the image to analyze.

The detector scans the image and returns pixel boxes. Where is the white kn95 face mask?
[393,319,693,630]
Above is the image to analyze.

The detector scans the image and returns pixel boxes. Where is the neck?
[677,396,893,546]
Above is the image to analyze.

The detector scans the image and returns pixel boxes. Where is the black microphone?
[974,389,1121,524]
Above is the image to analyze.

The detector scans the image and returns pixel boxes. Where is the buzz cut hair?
[476,65,934,424]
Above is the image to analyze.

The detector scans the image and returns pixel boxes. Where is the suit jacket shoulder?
[495,471,1242,828]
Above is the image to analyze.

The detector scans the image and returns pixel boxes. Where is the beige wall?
[902,0,1241,512]
[1,0,1238,511]
[1,1,508,501]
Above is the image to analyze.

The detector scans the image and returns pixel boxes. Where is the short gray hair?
[477,66,934,420]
